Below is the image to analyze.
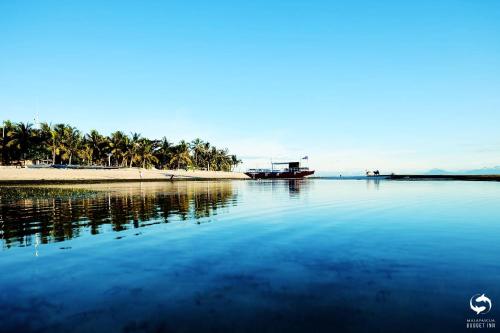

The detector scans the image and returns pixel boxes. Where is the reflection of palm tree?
[0,182,237,248]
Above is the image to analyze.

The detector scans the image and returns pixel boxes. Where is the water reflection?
[245,179,311,197]
[0,181,237,249]
[366,178,381,190]
[1,180,499,333]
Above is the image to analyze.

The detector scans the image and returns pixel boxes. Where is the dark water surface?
[1,180,499,332]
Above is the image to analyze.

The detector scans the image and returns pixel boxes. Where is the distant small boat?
[365,170,392,179]
[245,161,314,179]
[366,170,383,176]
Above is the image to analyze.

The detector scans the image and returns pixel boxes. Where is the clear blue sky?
[1,0,499,173]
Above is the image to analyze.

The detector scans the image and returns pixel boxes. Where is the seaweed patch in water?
[0,187,99,201]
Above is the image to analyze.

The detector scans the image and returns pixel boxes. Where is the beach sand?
[0,167,250,183]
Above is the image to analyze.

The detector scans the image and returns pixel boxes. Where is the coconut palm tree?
[60,125,81,165]
[6,122,36,161]
[109,131,128,166]
[1,120,15,164]
[85,130,106,165]
[215,148,232,171]
[190,138,206,168]
[1,119,240,170]
[170,140,192,170]
[0,124,5,164]
[127,132,142,167]
[155,137,173,169]
[231,155,242,171]
[207,146,218,171]
[78,145,93,166]
[39,122,59,164]
[100,136,112,166]
[135,138,159,169]
[200,142,211,170]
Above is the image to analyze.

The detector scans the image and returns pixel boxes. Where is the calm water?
[0,179,499,332]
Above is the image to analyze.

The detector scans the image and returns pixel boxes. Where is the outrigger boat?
[245,161,315,179]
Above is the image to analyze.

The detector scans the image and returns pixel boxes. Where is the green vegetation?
[0,120,241,171]
[0,186,98,201]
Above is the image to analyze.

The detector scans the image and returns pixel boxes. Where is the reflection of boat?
[245,161,314,179]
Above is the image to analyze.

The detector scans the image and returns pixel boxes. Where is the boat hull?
[245,170,315,179]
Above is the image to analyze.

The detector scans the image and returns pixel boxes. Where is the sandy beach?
[0,166,250,183]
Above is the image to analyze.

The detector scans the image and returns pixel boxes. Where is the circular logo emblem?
[470,294,493,315]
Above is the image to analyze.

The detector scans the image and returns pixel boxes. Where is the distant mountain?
[459,166,500,175]
[425,166,500,175]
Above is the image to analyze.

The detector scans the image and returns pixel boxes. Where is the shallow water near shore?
[1,179,499,332]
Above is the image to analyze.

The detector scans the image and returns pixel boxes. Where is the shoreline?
[0,167,250,184]
[2,168,500,184]
[388,174,500,181]
[312,175,500,182]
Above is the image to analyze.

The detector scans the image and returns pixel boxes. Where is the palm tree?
[231,155,242,171]
[170,140,192,170]
[85,130,106,165]
[1,120,15,164]
[6,122,35,161]
[190,138,206,169]
[109,131,128,166]
[100,136,111,166]
[207,146,218,171]
[155,137,173,169]
[201,142,211,170]
[60,125,81,165]
[53,124,70,164]
[39,122,59,164]
[78,145,93,165]
[219,148,232,171]
[0,123,4,164]
[135,138,159,169]
[127,132,141,167]
[1,119,240,170]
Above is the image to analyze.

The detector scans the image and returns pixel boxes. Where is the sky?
[1,0,499,174]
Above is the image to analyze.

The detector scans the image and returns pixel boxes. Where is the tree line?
[0,120,241,171]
